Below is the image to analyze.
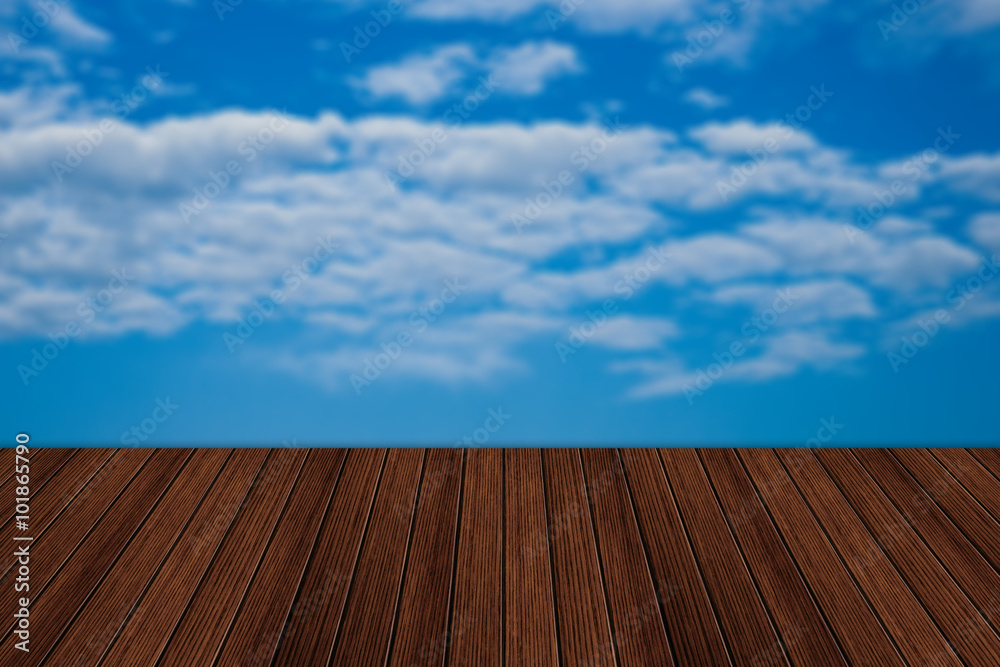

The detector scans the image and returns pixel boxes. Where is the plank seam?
[94,449,238,667]
[383,448,429,667]
[150,448,275,667]
[209,449,311,667]
[442,448,467,667]
[656,450,736,667]
[270,449,350,662]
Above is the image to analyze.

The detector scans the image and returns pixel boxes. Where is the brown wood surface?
[699,448,847,667]
[815,448,1000,666]
[504,449,559,667]
[660,449,782,666]
[6,447,1000,667]
[619,449,731,667]
[272,448,385,666]
[329,448,425,666]
[541,449,615,667]
[581,449,674,666]
[738,449,908,666]
[215,449,346,667]
[157,448,308,666]
[447,448,502,667]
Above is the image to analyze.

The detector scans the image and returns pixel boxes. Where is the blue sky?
[2,0,999,445]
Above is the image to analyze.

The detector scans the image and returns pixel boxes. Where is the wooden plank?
[738,449,906,666]
[930,448,1000,524]
[660,449,780,666]
[0,448,192,661]
[389,448,464,667]
[816,449,1000,666]
[892,448,1000,570]
[447,448,502,667]
[0,448,80,574]
[699,449,846,666]
[968,448,1000,479]
[582,449,673,666]
[30,450,228,666]
[330,448,425,666]
[272,449,385,666]
[0,447,76,533]
[620,449,731,667]
[215,449,347,667]
[99,448,268,667]
[541,449,615,667]
[853,448,1000,632]
[504,449,559,667]
[773,449,961,666]
[156,448,308,667]
[0,449,150,638]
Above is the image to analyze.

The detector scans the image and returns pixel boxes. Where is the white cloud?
[353,41,581,104]
[969,213,1000,251]
[1,88,998,396]
[486,41,581,95]
[352,43,477,105]
[683,88,729,110]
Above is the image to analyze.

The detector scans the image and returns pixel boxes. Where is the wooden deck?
[3,448,1000,666]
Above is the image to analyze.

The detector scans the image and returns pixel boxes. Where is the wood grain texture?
[157,448,308,667]
[541,449,615,667]
[447,448,502,667]
[892,448,1000,571]
[272,449,386,667]
[38,449,229,667]
[738,449,907,667]
[660,449,781,667]
[99,448,269,667]
[7,447,1000,667]
[773,448,961,666]
[699,448,847,667]
[1,449,150,642]
[389,448,464,667]
[582,449,673,667]
[816,448,1000,666]
[504,449,559,667]
[0,448,192,662]
[216,449,347,667]
[0,447,81,577]
[853,448,1000,632]
[619,449,731,667]
[329,448,425,666]
[968,447,1000,479]
[929,448,1000,527]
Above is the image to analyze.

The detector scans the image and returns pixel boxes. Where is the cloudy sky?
[2,0,999,445]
